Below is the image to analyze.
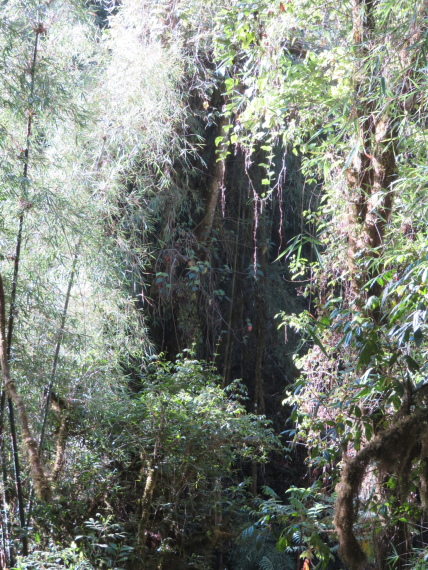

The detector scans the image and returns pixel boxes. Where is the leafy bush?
[12,543,93,570]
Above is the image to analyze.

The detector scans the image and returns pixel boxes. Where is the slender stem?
[9,401,27,555]
[39,243,80,451]
[0,27,41,558]
[223,188,241,386]
[196,114,229,243]
[137,463,158,549]
[7,28,40,352]
[26,243,80,525]
[0,391,11,568]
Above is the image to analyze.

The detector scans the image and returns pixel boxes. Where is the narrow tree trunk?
[39,243,79,451]
[250,208,267,498]
[254,211,267,416]
[0,412,11,566]
[196,115,229,243]
[223,190,242,386]
[0,390,12,567]
[137,463,158,549]
[50,393,70,483]
[0,275,51,503]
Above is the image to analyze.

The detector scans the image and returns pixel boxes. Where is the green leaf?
[405,355,420,372]
[364,423,373,441]
[414,328,423,348]
[311,332,329,357]
[276,535,289,552]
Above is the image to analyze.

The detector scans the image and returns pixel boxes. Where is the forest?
[1,0,428,568]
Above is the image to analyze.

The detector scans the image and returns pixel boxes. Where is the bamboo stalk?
[0,26,43,558]
[26,243,80,524]
[39,243,80,452]
[0,399,11,567]
[0,274,51,503]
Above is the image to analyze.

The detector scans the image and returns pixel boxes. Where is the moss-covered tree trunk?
[335,1,427,567]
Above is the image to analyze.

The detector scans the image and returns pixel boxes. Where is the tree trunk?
[137,463,158,549]
[196,114,229,244]
[223,189,242,386]
[254,210,267,416]
[345,0,396,304]
[335,2,426,566]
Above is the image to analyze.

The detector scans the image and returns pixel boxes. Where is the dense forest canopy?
[1,0,428,569]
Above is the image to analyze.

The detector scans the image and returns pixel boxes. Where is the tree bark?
[196,115,229,244]
[345,0,397,304]
[336,4,427,565]
[137,463,158,549]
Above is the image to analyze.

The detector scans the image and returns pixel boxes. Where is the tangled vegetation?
[2,0,428,569]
